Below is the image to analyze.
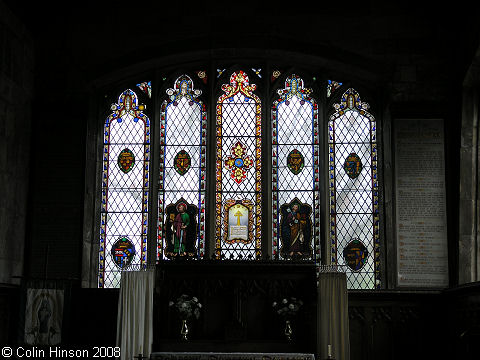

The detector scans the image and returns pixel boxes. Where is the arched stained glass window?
[328,88,380,289]
[158,75,206,259]
[215,70,262,259]
[272,75,320,261]
[99,89,150,288]
[89,62,386,291]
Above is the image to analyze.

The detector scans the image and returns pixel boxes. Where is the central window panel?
[215,70,262,259]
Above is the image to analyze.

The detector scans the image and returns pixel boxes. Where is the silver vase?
[180,319,189,340]
[284,319,293,341]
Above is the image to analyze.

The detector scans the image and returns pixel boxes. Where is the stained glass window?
[328,88,380,289]
[93,64,385,290]
[196,71,207,84]
[272,75,320,261]
[215,70,262,259]
[271,70,282,82]
[158,75,206,259]
[327,80,342,98]
[251,68,262,78]
[99,89,150,288]
[137,81,152,98]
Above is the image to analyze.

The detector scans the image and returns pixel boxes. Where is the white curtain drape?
[116,270,155,360]
[317,271,350,360]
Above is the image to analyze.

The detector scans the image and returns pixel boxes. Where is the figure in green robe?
[172,203,190,254]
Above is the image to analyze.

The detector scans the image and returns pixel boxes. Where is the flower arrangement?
[272,297,303,318]
[169,294,202,320]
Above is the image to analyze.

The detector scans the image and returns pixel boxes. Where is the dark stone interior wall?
[0,0,34,344]
[0,1,33,285]
[1,0,480,353]
[3,0,477,283]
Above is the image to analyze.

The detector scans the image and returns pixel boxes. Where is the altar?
[116,262,349,360]
[150,352,315,360]
[153,261,318,354]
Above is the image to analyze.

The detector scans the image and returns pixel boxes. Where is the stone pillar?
[459,46,480,284]
[0,0,34,285]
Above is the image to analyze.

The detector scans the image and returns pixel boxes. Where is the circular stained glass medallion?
[286,149,304,175]
[343,153,362,179]
[342,239,368,271]
[234,158,244,167]
[174,150,191,175]
[111,237,136,269]
[118,148,135,173]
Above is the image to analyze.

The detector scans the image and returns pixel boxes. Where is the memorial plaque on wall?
[394,119,448,287]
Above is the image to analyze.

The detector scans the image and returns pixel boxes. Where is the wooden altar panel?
[153,261,317,354]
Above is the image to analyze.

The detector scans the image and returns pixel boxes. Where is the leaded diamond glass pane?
[277,97,313,144]
[165,97,202,146]
[216,71,262,260]
[272,75,320,261]
[329,88,379,289]
[99,89,150,288]
[158,75,206,260]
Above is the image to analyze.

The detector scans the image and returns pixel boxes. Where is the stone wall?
[0,0,479,346]
[0,0,33,285]
[2,0,474,285]
[0,0,33,346]
[459,45,480,284]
